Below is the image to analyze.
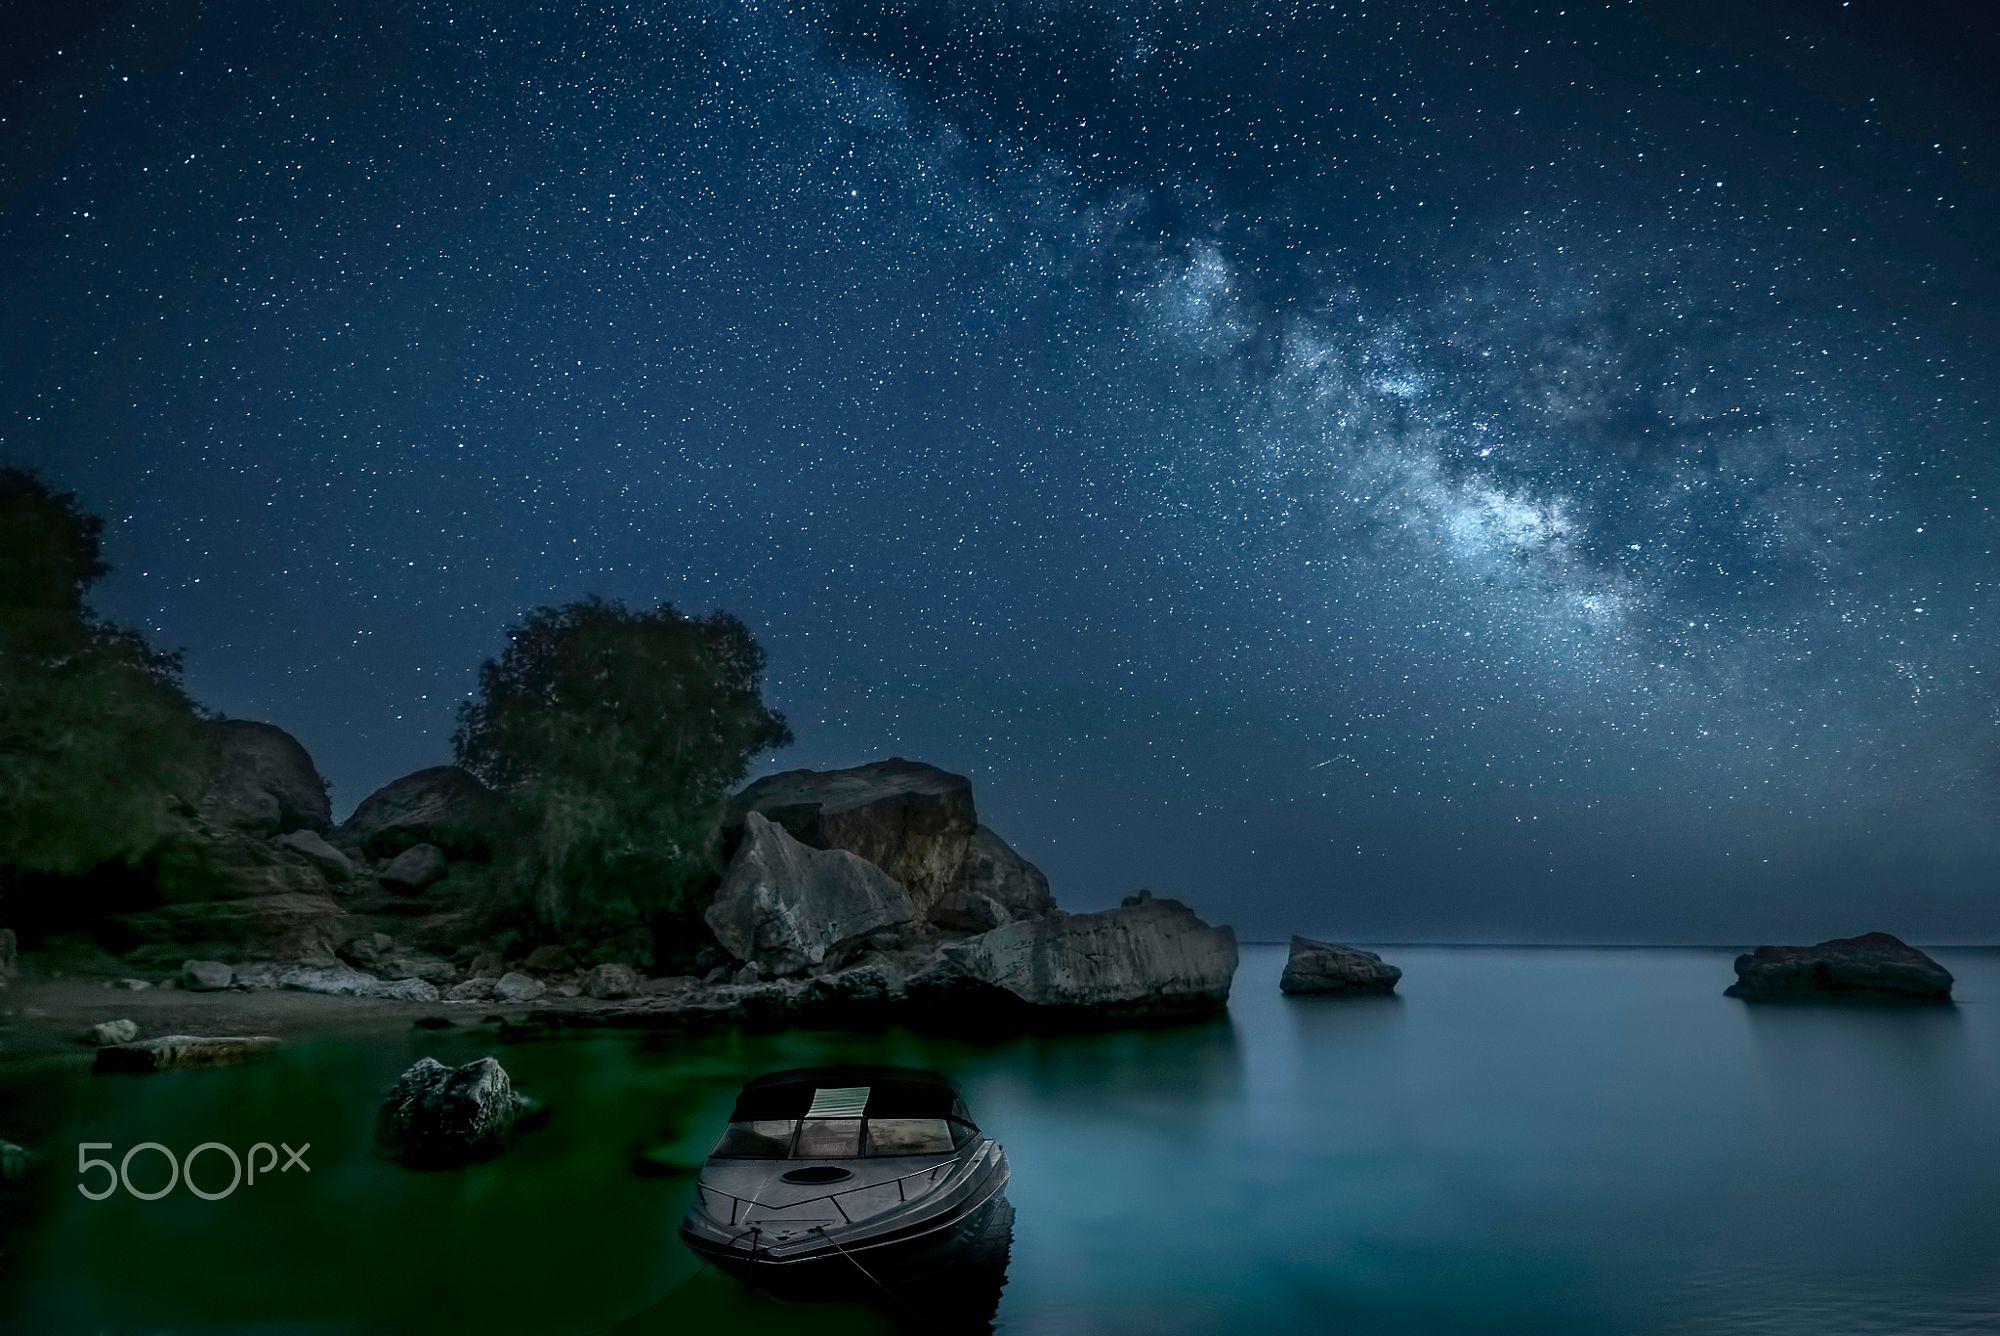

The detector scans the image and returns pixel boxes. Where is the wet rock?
[93,1034,281,1073]
[1279,938,1402,996]
[271,829,353,881]
[380,843,447,893]
[233,961,440,1002]
[87,1019,140,1046]
[492,971,546,1004]
[198,719,332,835]
[181,959,235,992]
[914,897,1238,1021]
[339,766,493,858]
[706,812,919,976]
[376,1056,542,1165]
[1727,932,1954,1002]
[581,962,639,1000]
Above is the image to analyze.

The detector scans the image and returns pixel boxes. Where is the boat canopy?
[729,1066,970,1124]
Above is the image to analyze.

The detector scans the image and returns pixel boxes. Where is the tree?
[0,469,207,883]
[453,597,792,955]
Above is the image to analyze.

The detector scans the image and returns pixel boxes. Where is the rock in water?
[0,1141,35,1182]
[198,719,332,835]
[271,829,354,881]
[706,812,919,976]
[1726,932,1954,1002]
[725,759,977,917]
[93,1035,280,1073]
[377,1056,540,1165]
[380,843,448,893]
[916,896,1238,1021]
[492,971,546,1003]
[1280,937,1402,996]
[88,1019,140,1046]
[182,959,235,991]
[580,962,639,999]
[339,766,493,858]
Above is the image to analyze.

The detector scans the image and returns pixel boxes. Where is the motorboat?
[679,1065,1012,1288]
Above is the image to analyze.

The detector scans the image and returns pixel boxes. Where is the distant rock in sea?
[1279,937,1401,996]
[1726,932,1954,1002]
[377,1056,543,1165]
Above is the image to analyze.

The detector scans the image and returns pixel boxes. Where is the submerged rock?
[198,719,332,836]
[380,843,448,893]
[1726,932,1954,1002]
[93,1034,280,1073]
[914,896,1238,1021]
[87,1019,140,1046]
[339,765,493,858]
[1279,937,1402,996]
[706,812,919,976]
[234,961,440,1002]
[377,1056,542,1165]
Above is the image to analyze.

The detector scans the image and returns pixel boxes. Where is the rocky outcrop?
[93,1034,281,1072]
[1279,938,1401,996]
[340,766,493,858]
[930,824,1055,932]
[272,829,353,881]
[580,962,639,999]
[706,812,919,976]
[88,1019,139,1046]
[198,719,331,835]
[381,843,447,893]
[118,885,354,969]
[234,961,440,1002]
[181,959,235,991]
[376,1056,542,1165]
[912,895,1238,1022]
[726,759,978,917]
[1726,932,1954,1002]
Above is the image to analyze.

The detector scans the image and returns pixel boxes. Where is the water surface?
[3,946,1997,1333]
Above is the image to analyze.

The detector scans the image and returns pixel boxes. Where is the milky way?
[4,0,1997,939]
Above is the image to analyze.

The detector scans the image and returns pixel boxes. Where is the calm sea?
[3,944,1997,1334]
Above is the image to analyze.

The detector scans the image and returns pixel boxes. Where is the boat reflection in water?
[680,1065,1014,1330]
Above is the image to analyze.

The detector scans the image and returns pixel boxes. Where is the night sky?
[5,1,1999,942]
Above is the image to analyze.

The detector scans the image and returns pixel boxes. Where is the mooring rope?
[597,1223,760,1334]
[810,1225,948,1335]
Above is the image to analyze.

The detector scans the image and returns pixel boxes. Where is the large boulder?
[1726,932,1954,1002]
[726,759,977,917]
[198,720,331,835]
[1280,937,1401,996]
[271,829,353,881]
[93,1034,280,1073]
[339,766,493,858]
[376,1056,541,1165]
[930,825,1055,932]
[380,843,448,893]
[706,812,919,976]
[913,895,1238,1021]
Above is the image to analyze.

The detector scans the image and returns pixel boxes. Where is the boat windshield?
[709,1116,975,1159]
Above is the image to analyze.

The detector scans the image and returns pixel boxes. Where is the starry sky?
[5,0,1999,942]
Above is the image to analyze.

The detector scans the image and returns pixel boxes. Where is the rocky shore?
[2,727,1241,1040]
